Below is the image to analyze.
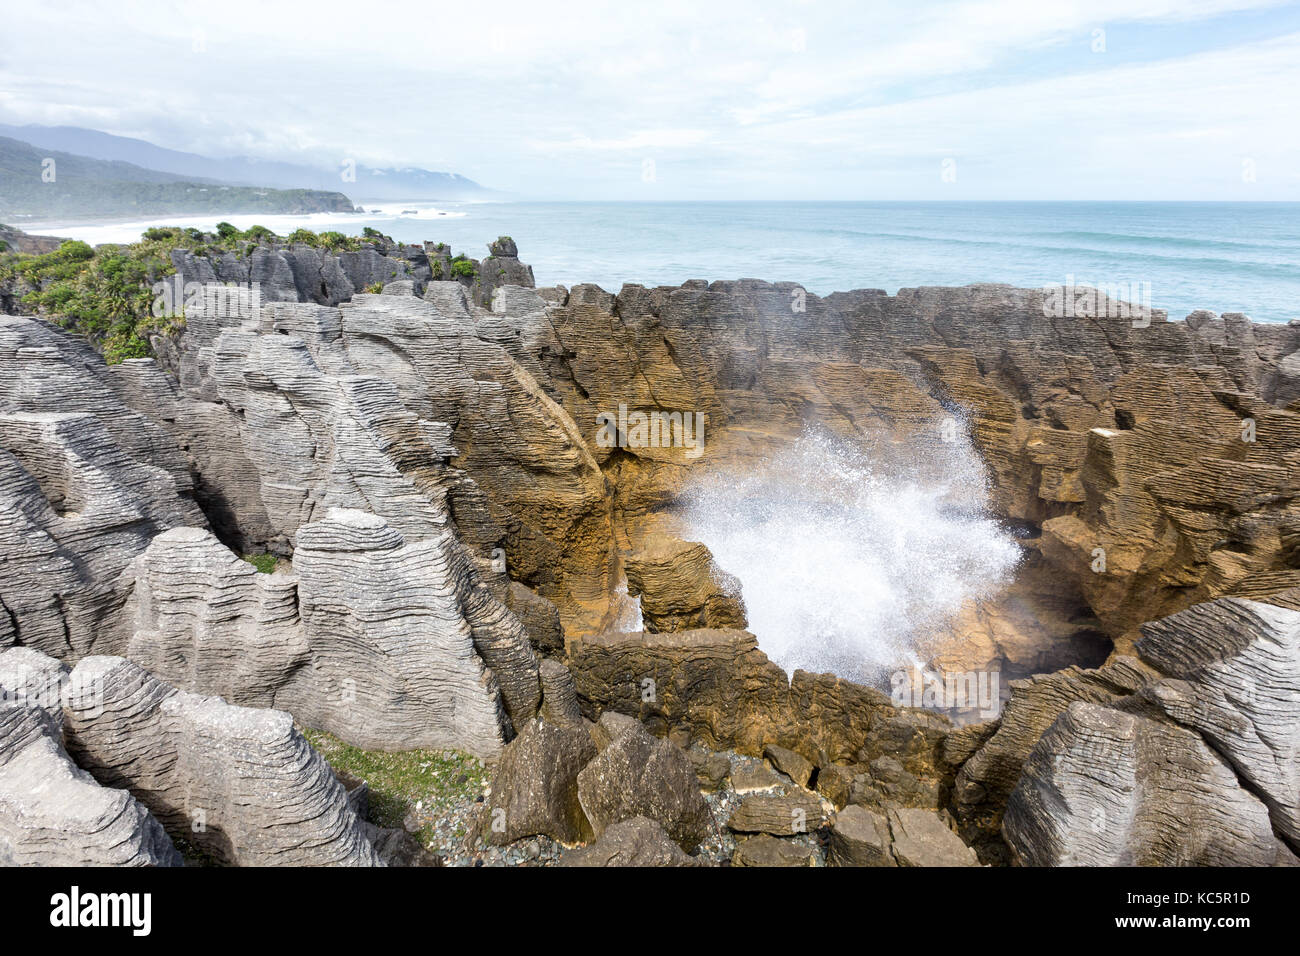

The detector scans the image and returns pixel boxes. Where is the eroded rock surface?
[62,655,380,866]
[0,649,179,867]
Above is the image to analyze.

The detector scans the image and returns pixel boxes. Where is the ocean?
[34,200,1300,323]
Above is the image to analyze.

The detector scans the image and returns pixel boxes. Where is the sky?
[2,0,1299,199]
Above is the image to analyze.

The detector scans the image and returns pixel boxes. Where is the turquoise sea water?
[378,201,1300,324]
[48,200,1300,323]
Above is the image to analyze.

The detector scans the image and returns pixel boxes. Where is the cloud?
[0,0,1296,197]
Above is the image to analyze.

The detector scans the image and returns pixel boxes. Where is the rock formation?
[61,654,381,866]
[4,233,1300,867]
[0,649,180,866]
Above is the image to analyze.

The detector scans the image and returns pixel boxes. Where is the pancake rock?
[966,597,1300,865]
[624,539,747,632]
[122,511,539,759]
[568,627,927,763]
[1003,702,1285,866]
[1135,598,1300,849]
[0,649,179,866]
[61,654,381,866]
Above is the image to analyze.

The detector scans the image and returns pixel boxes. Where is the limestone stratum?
[1,228,1298,869]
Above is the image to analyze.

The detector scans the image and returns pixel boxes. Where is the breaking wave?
[682,427,1022,684]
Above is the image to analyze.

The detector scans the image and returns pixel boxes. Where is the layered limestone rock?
[0,320,205,657]
[171,287,614,638]
[507,280,1300,671]
[1134,598,1300,849]
[0,649,180,866]
[567,627,907,761]
[62,654,381,866]
[624,539,746,632]
[7,244,1300,869]
[1003,702,1286,866]
[121,511,538,759]
[952,655,1157,854]
[959,597,1300,865]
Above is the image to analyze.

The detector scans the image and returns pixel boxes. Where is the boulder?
[689,748,731,792]
[828,805,895,867]
[815,763,856,809]
[559,816,700,867]
[764,744,814,788]
[731,834,817,867]
[726,791,827,837]
[576,719,713,852]
[481,717,595,846]
[888,808,980,867]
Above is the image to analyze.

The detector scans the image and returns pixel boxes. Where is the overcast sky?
[2,0,1299,199]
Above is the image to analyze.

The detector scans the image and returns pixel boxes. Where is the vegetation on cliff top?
[0,135,357,219]
[0,224,397,363]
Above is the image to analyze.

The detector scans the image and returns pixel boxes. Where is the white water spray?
[682,427,1021,684]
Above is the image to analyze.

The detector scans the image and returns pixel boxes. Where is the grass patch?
[241,552,279,574]
[303,729,489,846]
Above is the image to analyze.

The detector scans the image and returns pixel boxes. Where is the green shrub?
[241,224,277,243]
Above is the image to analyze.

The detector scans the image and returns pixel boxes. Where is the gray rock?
[588,710,641,750]
[726,790,827,836]
[482,717,595,846]
[0,650,179,867]
[559,816,700,867]
[123,512,538,760]
[1136,598,1300,849]
[62,655,381,866]
[1004,701,1286,867]
[828,805,895,867]
[888,808,980,867]
[731,834,817,867]
[577,719,713,852]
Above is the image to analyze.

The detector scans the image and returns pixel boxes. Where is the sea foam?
[682,427,1021,684]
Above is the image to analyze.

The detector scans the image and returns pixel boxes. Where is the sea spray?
[681,427,1021,684]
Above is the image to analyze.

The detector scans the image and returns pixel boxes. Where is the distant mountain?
[0,124,490,200]
[0,136,356,220]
